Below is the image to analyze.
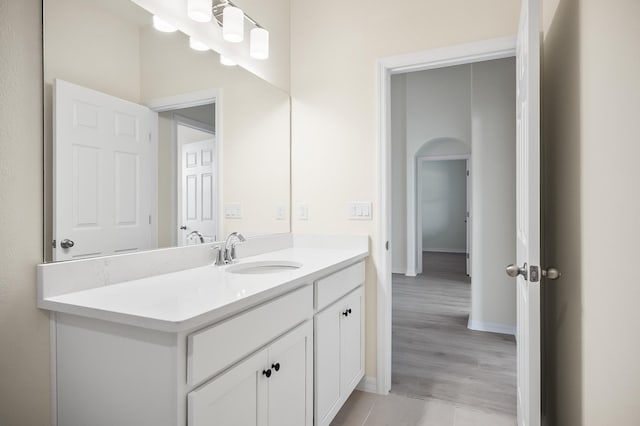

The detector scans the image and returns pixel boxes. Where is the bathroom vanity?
[38,235,368,426]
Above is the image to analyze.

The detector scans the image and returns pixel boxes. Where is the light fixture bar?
[212,0,262,29]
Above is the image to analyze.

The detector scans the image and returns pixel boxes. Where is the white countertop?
[39,246,367,332]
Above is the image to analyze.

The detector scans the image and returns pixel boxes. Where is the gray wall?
[0,1,51,424]
[421,160,467,253]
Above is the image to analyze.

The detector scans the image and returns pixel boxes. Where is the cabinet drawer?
[187,285,313,386]
[315,262,364,311]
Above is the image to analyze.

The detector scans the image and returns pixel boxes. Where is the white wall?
[0,1,51,424]
[291,0,520,379]
[543,0,640,424]
[469,58,516,332]
[421,160,467,252]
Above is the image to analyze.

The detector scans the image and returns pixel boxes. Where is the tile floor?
[330,391,516,426]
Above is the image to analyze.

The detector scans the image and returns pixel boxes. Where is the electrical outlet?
[299,203,308,221]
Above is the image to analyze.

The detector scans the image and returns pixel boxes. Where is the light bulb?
[223,6,244,43]
[250,28,269,60]
[188,0,212,23]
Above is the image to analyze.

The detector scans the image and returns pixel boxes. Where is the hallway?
[391,252,516,415]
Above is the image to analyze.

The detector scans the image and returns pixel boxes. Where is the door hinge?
[52,239,56,248]
[148,215,152,225]
[385,241,389,251]
[466,170,470,176]
[148,132,151,143]
[530,265,540,282]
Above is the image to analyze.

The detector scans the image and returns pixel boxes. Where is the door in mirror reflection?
[53,79,155,261]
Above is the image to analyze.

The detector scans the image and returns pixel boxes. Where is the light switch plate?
[348,202,372,220]
[224,203,242,219]
[276,204,286,220]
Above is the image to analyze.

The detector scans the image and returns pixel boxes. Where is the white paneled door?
[515,0,541,425]
[180,138,217,245]
[53,79,155,261]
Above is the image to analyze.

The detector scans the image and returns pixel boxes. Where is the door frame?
[415,154,470,274]
[376,36,516,394]
[144,89,223,244]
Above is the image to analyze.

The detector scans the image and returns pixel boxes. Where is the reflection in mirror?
[44,0,291,262]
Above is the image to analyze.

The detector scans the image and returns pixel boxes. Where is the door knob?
[542,267,561,280]
[506,263,527,279]
[60,239,75,249]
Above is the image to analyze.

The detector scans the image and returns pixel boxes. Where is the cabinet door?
[267,321,313,426]
[314,302,342,426]
[340,287,364,394]
[188,349,268,426]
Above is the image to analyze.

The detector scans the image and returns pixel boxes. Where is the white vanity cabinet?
[188,321,313,426]
[314,262,365,426]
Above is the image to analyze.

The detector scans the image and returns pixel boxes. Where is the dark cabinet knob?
[272,363,280,372]
[262,369,272,378]
[180,226,187,230]
[342,308,353,317]
[348,308,352,314]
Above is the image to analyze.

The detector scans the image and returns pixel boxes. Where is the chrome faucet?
[214,232,246,266]
[187,230,205,244]
[224,232,246,264]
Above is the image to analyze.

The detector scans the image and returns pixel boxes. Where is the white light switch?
[224,203,242,219]
[276,204,286,220]
[348,202,372,220]
[299,203,308,221]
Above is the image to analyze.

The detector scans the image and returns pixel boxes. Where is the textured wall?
[0,0,51,425]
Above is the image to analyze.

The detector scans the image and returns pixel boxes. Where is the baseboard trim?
[423,248,466,254]
[356,376,378,394]
[391,267,405,274]
[468,318,516,336]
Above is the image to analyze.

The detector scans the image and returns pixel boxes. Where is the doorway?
[380,38,519,419]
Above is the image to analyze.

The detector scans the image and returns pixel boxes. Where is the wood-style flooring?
[391,252,516,416]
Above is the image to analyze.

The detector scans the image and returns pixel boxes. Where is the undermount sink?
[226,260,303,275]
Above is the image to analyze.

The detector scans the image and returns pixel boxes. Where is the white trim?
[468,318,516,336]
[144,89,219,112]
[422,248,466,254]
[149,111,159,249]
[391,267,406,274]
[356,376,378,394]
[415,154,470,274]
[50,312,57,426]
[376,36,516,396]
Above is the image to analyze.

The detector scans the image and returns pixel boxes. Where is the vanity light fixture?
[152,15,177,33]
[189,37,209,51]
[249,27,269,60]
[212,0,270,61]
[222,6,244,43]
[188,0,213,23]
[220,55,237,66]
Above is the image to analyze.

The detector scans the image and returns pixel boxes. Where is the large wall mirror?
[43,0,291,262]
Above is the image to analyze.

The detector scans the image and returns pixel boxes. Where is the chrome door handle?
[542,267,561,280]
[506,263,527,279]
[60,239,75,249]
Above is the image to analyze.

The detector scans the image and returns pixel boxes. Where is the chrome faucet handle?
[213,246,225,266]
